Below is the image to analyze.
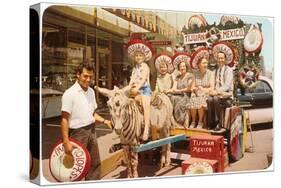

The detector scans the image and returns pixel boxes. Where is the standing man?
[61,62,112,180]
[207,51,233,130]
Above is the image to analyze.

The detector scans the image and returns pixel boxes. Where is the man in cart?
[207,49,234,131]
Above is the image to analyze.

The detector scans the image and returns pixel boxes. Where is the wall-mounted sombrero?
[154,53,174,74]
[190,47,210,69]
[172,53,191,70]
[127,39,154,62]
[185,162,214,175]
[188,14,208,30]
[244,24,263,53]
[212,42,235,67]
[49,138,91,182]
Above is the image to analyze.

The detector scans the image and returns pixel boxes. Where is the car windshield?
[238,80,272,96]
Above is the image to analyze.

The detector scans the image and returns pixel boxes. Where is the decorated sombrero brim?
[212,42,235,66]
[244,24,263,53]
[49,138,91,182]
[172,53,191,69]
[127,39,154,61]
[191,47,210,69]
[185,162,214,175]
[154,53,174,73]
[188,15,208,29]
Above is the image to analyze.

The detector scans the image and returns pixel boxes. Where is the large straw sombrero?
[154,53,174,74]
[49,138,91,182]
[212,42,235,66]
[172,53,192,70]
[185,161,214,175]
[244,24,263,53]
[190,47,210,69]
[127,39,154,62]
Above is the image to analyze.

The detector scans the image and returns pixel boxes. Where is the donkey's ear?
[113,86,119,91]
[121,85,132,97]
[94,86,114,98]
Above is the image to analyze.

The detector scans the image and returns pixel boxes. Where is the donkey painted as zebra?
[96,86,176,178]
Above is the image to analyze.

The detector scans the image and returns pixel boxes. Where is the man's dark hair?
[76,61,95,74]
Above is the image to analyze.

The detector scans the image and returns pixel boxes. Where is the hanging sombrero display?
[49,138,91,182]
[190,47,210,69]
[127,39,154,62]
[212,42,236,67]
[244,24,263,54]
[238,64,260,89]
[187,14,208,30]
[154,53,174,74]
[185,162,214,175]
[172,53,192,69]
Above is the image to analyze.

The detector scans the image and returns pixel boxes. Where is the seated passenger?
[154,54,174,94]
[166,53,194,128]
[207,51,234,131]
[189,57,214,129]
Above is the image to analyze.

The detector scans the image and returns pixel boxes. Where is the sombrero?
[127,39,154,62]
[154,53,174,74]
[188,15,208,29]
[239,64,260,89]
[244,24,263,53]
[49,138,91,182]
[185,161,214,175]
[172,53,192,70]
[190,47,210,69]
[212,42,235,66]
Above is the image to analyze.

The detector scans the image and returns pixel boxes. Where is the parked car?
[238,75,273,125]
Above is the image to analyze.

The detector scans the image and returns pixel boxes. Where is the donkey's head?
[95,85,131,135]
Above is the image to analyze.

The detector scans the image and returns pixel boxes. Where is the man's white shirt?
[61,81,97,129]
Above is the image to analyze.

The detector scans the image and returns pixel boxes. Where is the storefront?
[41,6,178,119]
[42,6,131,118]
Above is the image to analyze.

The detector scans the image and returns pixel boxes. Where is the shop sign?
[150,40,172,46]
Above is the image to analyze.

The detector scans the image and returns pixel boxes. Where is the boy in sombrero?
[127,39,153,141]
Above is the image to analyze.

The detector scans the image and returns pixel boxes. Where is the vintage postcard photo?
[29,3,273,185]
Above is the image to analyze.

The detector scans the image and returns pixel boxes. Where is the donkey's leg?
[165,143,171,167]
[131,149,139,178]
[123,145,133,178]
[162,128,171,167]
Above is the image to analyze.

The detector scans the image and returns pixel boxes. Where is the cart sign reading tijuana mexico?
[183,32,207,44]
[183,28,245,44]
[220,28,245,41]
[191,140,216,153]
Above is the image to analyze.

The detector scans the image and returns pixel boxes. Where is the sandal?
[197,122,204,129]
[189,122,196,128]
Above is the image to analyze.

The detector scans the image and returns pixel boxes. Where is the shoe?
[197,122,204,129]
[189,122,196,128]
[214,124,221,131]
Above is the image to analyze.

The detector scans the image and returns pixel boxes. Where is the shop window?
[87,35,96,46]
[68,30,85,45]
